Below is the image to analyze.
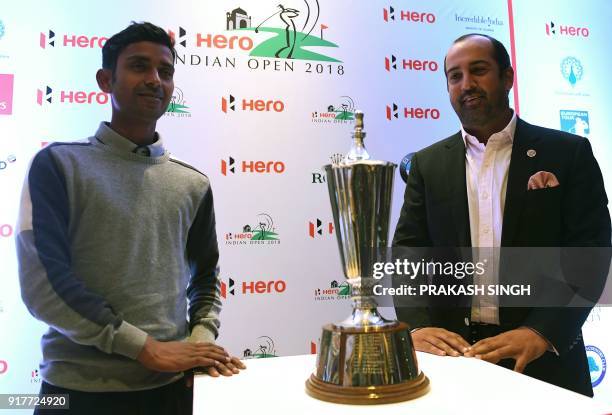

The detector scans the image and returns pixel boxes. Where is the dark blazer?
[393,117,611,396]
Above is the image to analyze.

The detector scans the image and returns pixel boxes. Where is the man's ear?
[96,68,112,93]
[503,66,515,92]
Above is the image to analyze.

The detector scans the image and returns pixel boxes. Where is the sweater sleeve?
[185,181,222,343]
[16,147,148,359]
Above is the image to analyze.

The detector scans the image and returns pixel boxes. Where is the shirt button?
[133,146,151,156]
[481,192,489,199]
[483,227,490,234]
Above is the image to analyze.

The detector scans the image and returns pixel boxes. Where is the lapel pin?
[527,149,536,158]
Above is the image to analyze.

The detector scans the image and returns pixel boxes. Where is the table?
[194,352,612,414]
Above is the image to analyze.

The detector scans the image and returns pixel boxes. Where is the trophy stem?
[337,277,395,328]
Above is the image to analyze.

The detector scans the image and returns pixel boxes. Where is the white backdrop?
[1,0,611,410]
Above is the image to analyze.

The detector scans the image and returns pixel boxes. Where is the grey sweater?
[16,122,221,391]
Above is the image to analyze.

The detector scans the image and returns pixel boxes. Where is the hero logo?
[169,26,253,51]
[220,278,235,298]
[0,224,13,238]
[383,6,436,23]
[385,55,439,72]
[196,32,252,51]
[39,30,55,48]
[169,27,187,47]
[308,219,334,238]
[221,94,284,113]
[221,157,285,175]
[546,21,589,37]
[220,277,286,298]
[37,86,108,106]
[40,30,107,48]
[386,103,440,121]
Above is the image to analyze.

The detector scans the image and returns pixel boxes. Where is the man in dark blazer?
[393,33,611,396]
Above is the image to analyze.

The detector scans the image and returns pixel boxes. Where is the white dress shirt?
[462,112,517,324]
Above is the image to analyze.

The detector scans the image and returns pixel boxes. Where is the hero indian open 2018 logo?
[169,2,344,76]
[224,213,281,245]
[164,87,191,117]
[243,336,278,359]
[311,96,356,125]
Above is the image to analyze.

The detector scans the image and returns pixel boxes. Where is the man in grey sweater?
[16,22,244,414]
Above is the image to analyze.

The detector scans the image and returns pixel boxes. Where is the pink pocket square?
[527,171,560,190]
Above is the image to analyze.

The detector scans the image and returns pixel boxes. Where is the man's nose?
[144,69,161,87]
[460,73,477,91]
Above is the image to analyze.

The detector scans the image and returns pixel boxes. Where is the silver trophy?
[305,111,429,404]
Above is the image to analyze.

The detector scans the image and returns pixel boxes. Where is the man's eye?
[473,67,487,74]
[131,63,146,70]
[160,69,174,79]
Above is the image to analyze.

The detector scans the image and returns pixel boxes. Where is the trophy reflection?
[305,111,429,404]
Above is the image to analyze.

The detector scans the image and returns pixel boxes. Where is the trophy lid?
[344,111,370,163]
[323,111,395,170]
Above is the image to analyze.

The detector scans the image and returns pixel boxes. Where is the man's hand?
[464,328,549,372]
[204,355,246,377]
[411,327,471,356]
[137,336,230,372]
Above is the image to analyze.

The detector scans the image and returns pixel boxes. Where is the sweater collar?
[93,122,166,157]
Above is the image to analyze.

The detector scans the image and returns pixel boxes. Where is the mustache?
[460,89,487,102]
[136,88,164,98]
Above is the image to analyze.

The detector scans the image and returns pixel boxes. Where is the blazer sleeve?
[393,153,432,247]
[392,152,432,328]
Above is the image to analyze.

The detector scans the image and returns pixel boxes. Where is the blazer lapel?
[444,133,471,247]
[502,118,540,246]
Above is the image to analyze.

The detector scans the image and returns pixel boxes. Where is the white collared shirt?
[462,112,517,324]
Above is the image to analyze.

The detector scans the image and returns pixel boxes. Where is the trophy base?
[306,371,429,405]
[305,322,430,405]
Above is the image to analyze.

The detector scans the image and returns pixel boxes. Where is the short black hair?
[444,33,511,76]
[102,22,176,73]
